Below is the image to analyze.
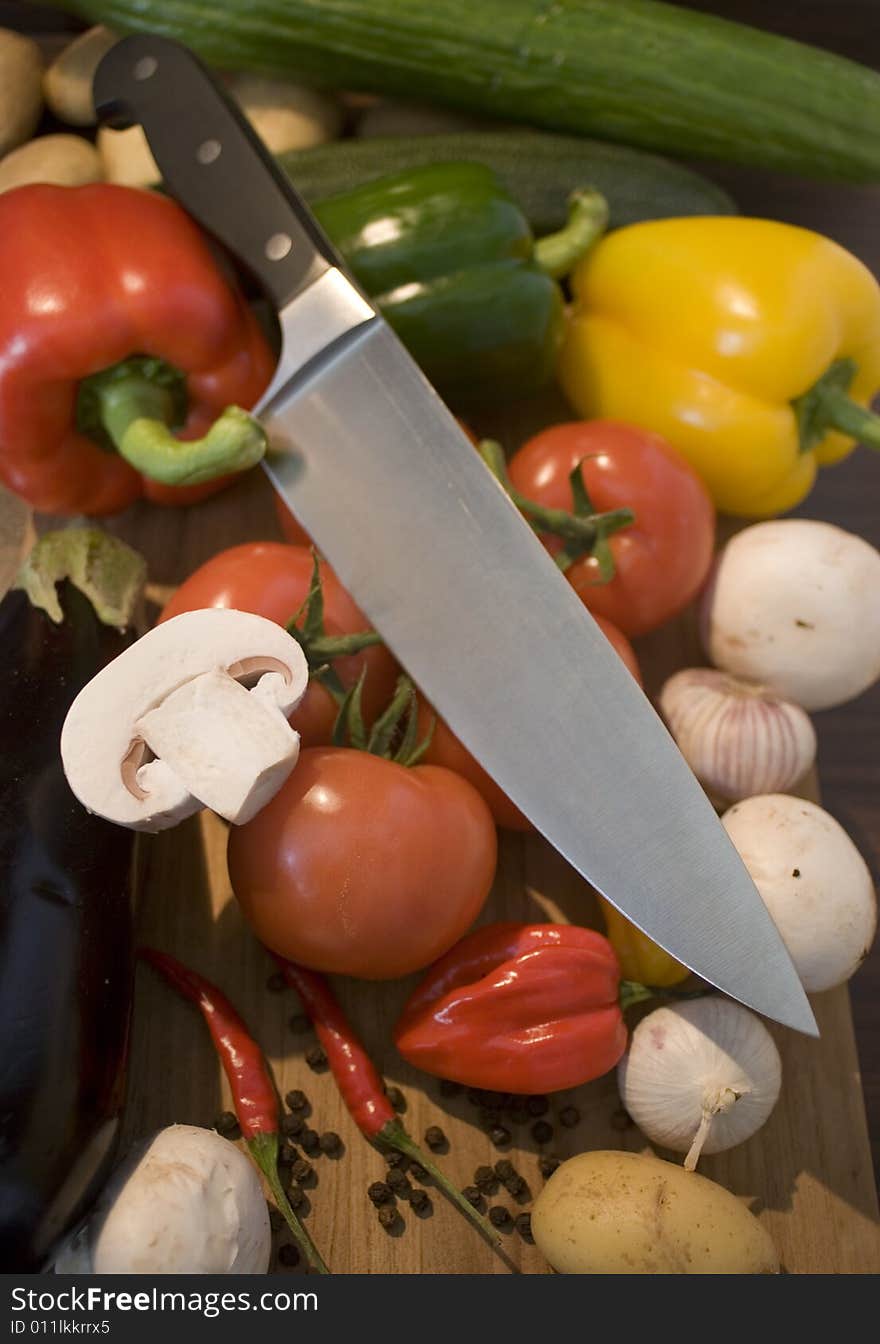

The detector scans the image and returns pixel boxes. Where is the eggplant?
[0,529,145,1270]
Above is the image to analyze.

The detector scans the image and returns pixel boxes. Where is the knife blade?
[94,36,817,1036]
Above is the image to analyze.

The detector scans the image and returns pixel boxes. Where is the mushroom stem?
[76,355,266,486]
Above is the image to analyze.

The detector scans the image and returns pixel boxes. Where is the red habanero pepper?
[394,923,651,1095]
[140,948,329,1274]
[0,185,275,516]
[275,958,502,1249]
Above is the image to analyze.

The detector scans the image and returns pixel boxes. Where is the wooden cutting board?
[102,456,880,1277]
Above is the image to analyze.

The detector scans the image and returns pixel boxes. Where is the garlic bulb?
[617,998,782,1170]
[659,668,816,803]
[722,794,877,992]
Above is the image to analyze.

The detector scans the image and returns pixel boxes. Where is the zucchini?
[278,131,736,235]
[63,0,880,181]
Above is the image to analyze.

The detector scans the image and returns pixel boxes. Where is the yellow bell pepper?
[559,217,880,517]
[598,896,690,988]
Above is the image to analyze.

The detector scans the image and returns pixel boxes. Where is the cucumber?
[278,131,736,235]
[63,0,880,181]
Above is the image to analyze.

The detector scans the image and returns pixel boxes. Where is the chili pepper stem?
[533,189,609,281]
[249,1132,330,1275]
[77,356,266,485]
[378,1121,502,1249]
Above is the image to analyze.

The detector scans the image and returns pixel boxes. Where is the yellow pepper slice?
[559,217,880,516]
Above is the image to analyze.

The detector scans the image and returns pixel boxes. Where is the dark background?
[2,0,879,1188]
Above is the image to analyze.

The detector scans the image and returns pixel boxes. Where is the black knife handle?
[93,36,337,310]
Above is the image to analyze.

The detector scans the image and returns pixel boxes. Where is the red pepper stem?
[78,356,266,485]
[378,1121,502,1249]
[533,189,609,281]
[248,1132,330,1275]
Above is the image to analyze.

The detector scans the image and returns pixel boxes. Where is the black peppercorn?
[515,1212,534,1243]
[408,1163,429,1183]
[385,1151,409,1170]
[439,1079,462,1098]
[300,1128,321,1156]
[386,1167,410,1193]
[285,1089,309,1111]
[424,1125,446,1152]
[291,1159,314,1184]
[488,1205,511,1228]
[214,1111,239,1136]
[489,1125,511,1147]
[368,1181,392,1206]
[287,1183,306,1211]
[526,1095,549,1117]
[278,1243,300,1267]
[288,1013,311,1034]
[268,1207,284,1233]
[463,1186,485,1210]
[530,1120,554,1145]
[318,1131,342,1156]
[474,1164,496,1185]
[305,1044,327,1072]
[558,1105,580,1128]
[409,1189,431,1214]
[378,1205,398,1230]
[281,1112,304,1137]
[385,1085,406,1113]
[279,1140,299,1165]
[504,1175,528,1199]
[494,1159,515,1180]
[538,1155,560,1179]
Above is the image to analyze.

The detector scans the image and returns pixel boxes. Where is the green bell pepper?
[312,162,605,408]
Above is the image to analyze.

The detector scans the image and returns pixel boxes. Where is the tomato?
[227,748,497,980]
[507,421,715,636]
[159,542,399,747]
[416,613,641,830]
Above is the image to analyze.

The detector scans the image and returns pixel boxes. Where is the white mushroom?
[0,134,103,193]
[60,608,308,832]
[43,26,119,127]
[702,519,880,711]
[53,1125,271,1274]
[0,28,43,157]
[722,794,877,992]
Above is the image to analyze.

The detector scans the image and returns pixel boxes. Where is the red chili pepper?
[0,185,274,516]
[275,957,502,1249]
[394,922,646,1095]
[140,948,329,1274]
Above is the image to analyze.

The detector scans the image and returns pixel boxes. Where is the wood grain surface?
[103,465,880,1276]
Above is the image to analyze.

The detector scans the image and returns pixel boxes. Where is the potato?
[532,1150,779,1274]
[0,134,102,193]
[0,29,44,157]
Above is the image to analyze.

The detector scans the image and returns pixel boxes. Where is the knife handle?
[93,36,337,310]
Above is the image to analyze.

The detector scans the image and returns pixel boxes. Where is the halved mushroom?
[61,608,309,832]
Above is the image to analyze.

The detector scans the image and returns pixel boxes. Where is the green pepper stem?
[810,385,880,449]
[793,356,880,454]
[248,1132,330,1274]
[14,527,145,628]
[619,980,655,1011]
[379,1121,502,1250]
[77,356,266,486]
[533,189,609,280]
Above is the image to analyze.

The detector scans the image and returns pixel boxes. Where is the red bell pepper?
[0,184,275,516]
[394,921,648,1095]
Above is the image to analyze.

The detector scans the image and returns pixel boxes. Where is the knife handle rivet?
[196,139,222,165]
[265,233,293,262]
[133,56,158,81]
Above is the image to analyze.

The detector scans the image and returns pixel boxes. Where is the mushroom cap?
[60,608,308,831]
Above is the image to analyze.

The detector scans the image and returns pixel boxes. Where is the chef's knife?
[94,37,817,1036]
